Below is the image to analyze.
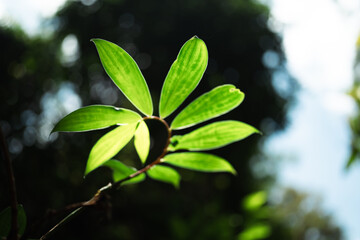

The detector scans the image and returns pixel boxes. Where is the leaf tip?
[229,87,245,100]
[90,38,101,43]
[49,128,56,135]
[250,125,262,136]
[84,165,93,177]
[229,87,241,94]
[50,121,61,134]
[91,38,104,48]
[255,129,263,135]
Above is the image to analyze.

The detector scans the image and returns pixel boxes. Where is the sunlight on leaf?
[134,120,150,164]
[85,123,137,175]
[92,39,153,116]
[103,159,145,185]
[147,165,180,188]
[52,105,141,133]
[171,84,244,129]
[168,120,259,151]
[53,37,261,192]
[162,152,236,174]
[159,36,208,118]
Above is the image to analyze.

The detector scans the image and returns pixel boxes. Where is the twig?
[0,127,18,240]
[113,116,172,188]
[39,207,84,240]
[39,182,112,240]
[39,116,172,239]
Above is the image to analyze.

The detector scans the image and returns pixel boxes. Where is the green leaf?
[52,105,141,133]
[85,123,137,175]
[147,165,180,188]
[17,205,26,236]
[243,191,267,211]
[238,223,271,240]
[346,148,357,169]
[162,152,236,174]
[92,39,153,116]
[134,120,150,164]
[168,120,259,151]
[0,207,11,237]
[0,204,27,238]
[103,159,145,185]
[159,36,208,118]
[171,84,244,129]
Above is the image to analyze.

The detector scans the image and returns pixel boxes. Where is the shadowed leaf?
[103,159,145,185]
[147,165,180,188]
[0,204,27,238]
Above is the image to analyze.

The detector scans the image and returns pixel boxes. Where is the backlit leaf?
[52,105,141,133]
[147,165,180,188]
[85,123,137,175]
[103,159,145,185]
[159,36,208,118]
[171,84,244,129]
[134,120,150,164]
[168,120,259,151]
[92,39,153,116]
[162,152,236,174]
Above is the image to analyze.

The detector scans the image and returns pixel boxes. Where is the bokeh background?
[0,0,359,239]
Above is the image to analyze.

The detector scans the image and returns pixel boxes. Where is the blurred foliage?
[0,204,27,238]
[269,188,343,240]
[238,191,271,240]
[348,34,360,168]
[0,0,342,239]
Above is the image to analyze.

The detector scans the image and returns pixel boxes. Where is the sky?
[267,0,360,239]
[1,0,360,239]
[0,0,64,34]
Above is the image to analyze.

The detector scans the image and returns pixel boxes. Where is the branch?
[0,127,18,240]
[39,183,112,240]
[39,116,172,239]
[113,116,172,188]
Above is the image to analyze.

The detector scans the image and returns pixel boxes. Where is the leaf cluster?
[53,36,259,188]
